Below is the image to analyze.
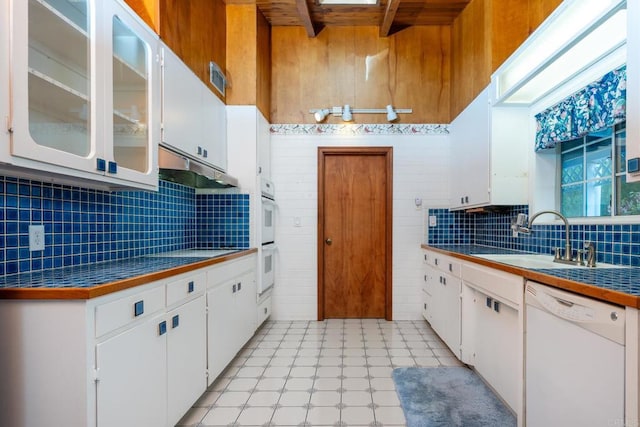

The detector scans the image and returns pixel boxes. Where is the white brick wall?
[270,133,450,320]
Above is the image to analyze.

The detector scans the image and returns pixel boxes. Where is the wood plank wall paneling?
[256,10,272,120]
[450,0,489,121]
[227,5,258,105]
[271,26,451,124]
[490,0,530,72]
[124,0,160,32]
[450,0,562,120]
[226,5,272,119]
[159,0,226,101]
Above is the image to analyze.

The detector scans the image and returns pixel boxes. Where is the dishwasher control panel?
[525,281,625,345]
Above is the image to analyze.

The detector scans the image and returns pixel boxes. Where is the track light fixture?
[341,105,353,122]
[314,109,330,122]
[386,104,398,122]
[310,105,412,122]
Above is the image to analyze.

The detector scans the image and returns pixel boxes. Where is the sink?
[474,253,623,269]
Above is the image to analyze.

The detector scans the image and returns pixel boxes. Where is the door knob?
[325,238,332,245]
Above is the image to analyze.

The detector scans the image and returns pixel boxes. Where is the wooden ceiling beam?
[296,0,323,37]
[379,0,401,37]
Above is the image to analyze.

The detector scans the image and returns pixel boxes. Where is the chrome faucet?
[584,242,597,267]
[511,210,577,265]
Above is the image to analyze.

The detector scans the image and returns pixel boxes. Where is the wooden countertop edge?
[0,249,258,300]
[421,244,639,309]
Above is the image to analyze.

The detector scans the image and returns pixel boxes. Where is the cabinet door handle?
[107,161,117,174]
[134,300,144,317]
[187,281,194,293]
[158,321,167,336]
[172,315,179,329]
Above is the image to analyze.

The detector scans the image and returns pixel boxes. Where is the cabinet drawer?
[167,272,206,307]
[95,285,165,337]
[425,251,461,277]
[207,255,256,287]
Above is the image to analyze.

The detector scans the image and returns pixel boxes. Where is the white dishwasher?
[525,281,625,427]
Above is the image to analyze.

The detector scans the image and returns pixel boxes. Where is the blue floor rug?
[392,367,516,427]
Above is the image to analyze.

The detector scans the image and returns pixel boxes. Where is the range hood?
[158,145,238,189]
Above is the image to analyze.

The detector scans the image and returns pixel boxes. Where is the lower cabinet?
[96,312,168,427]
[422,248,524,424]
[422,250,462,358]
[461,262,523,417]
[167,296,207,425]
[0,252,257,427]
[207,256,257,385]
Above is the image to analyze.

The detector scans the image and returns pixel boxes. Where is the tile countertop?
[422,244,640,309]
[0,248,258,300]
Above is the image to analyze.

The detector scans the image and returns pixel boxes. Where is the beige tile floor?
[177,319,461,427]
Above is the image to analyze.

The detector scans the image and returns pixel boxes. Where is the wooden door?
[318,147,392,320]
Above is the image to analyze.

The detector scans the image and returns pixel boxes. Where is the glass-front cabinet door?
[8,0,159,189]
[10,0,97,172]
[105,0,159,187]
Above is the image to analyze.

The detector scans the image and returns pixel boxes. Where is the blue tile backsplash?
[0,175,250,276]
[428,206,640,267]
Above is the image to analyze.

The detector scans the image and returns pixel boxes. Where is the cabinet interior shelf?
[29,68,89,124]
[113,53,146,82]
[30,0,89,73]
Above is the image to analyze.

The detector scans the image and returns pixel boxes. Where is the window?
[560,121,640,217]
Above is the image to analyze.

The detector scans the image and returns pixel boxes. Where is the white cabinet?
[0,263,217,427]
[2,0,159,190]
[96,312,168,427]
[421,249,461,358]
[206,254,257,385]
[461,261,523,419]
[161,44,227,172]
[449,86,529,210]
[167,295,207,425]
[94,270,207,427]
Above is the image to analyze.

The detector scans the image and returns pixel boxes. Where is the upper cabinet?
[449,87,529,210]
[161,44,227,172]
[2,0,160,190]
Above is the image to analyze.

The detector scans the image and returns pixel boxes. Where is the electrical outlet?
[29,225,45,251]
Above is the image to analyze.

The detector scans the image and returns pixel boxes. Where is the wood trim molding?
[317,147,393,320]
[296,0,323,37]
[379,0,401,37]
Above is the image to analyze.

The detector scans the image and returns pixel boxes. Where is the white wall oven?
[261,178,275,245]
[259,178,276,295]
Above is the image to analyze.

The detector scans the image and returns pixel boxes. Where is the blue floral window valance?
[534,65,626,151]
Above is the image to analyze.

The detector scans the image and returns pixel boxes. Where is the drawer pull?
[188,281,195,293]
[158,321,167,336]
[172,315,180,329]
[134,300,144,317]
